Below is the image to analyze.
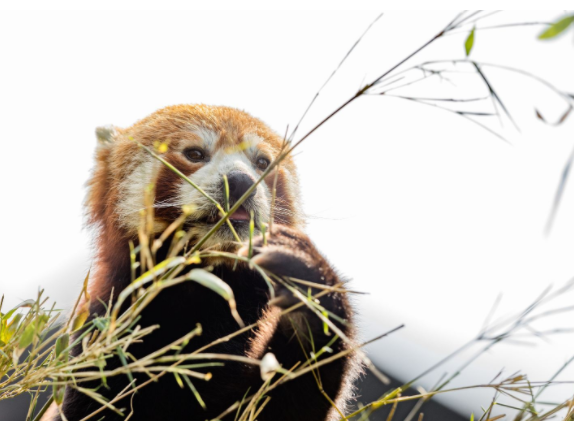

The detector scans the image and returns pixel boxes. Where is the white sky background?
[0,9,572,418]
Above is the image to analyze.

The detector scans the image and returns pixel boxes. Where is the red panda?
[48,105,358,421]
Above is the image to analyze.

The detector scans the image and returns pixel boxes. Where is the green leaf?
[71,309,89,332]
[223,174,230,212]
[173,372,184,388]
[92,317,110,332]
[16,313,49,350]
[18,323,36,349]
[55,333,70,360]
[538,15,574,40]
[116,346,135,385]
[71,270,91,331]
[470,413,474,421]
[248,211,255,258]
[186,269,245,327]
[1,313,23,345]
[465,26,475,56]
[75,387,123,416]
[53,383,66,405]
[322,310,329,335]
[0,319,8,346]
[95,353,109,388]
[1,300,35,321]
[182,375,207,410]
[34,314,50,336]
[187,269,232,300]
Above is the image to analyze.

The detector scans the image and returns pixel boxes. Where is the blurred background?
[0,8,572,420]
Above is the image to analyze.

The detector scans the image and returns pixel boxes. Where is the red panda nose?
[226,171,256,201]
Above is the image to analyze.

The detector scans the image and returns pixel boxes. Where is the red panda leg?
[242,225,358,421]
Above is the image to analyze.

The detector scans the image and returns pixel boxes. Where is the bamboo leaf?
[182,374,207,410]
[116,346,135,386]
[173,372,184,388]
[1,300,35,321]
[71,309,89,332]
[545,151,573,235]
[55,333,69,360]
[72,271,91,332]
[248,211,255,258]
[75,387,124,416]
[223,174,230,212]
[538,15,574,40]
[186,269,232,300]
[186,269,245,327]
[465,26,475,56]
[52,384,66,405]
[0,320,9,345]
[16,312,48,350]
[116,256,186,305]
[1,314,23,345]
[472,62,519,132]
[322,310,329,335]
[18,323,36,349]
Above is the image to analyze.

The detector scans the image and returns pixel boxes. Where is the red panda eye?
[184,148,206,162]
[256,157,270,170]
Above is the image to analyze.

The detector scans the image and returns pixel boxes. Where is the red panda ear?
[95,125,117,149]
[88,125,119,229]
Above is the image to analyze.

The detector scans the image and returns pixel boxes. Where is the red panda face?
[152,128,276,248]
[87,105,303,253]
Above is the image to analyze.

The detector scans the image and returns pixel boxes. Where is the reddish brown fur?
[86,104,301,304]
[52,104,357,421]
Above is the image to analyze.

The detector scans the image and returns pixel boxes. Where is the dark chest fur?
[59,232,352,421]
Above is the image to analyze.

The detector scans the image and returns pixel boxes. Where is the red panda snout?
[226,170,256,202]
[170,148,271,247]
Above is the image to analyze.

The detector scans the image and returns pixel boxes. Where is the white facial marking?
[242,133,264,157]
[191,127,219,152]
[116,156,161,232]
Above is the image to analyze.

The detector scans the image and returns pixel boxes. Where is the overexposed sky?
[0,9,572,418]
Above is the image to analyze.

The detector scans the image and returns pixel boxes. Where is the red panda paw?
[238,225,337,309]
